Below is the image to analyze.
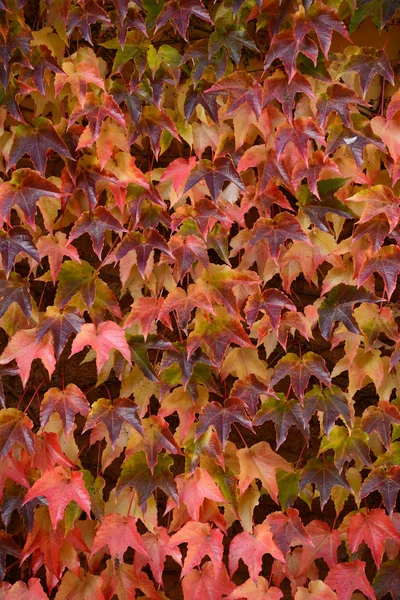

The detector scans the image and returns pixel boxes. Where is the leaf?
[237,441,294,503]
[82,397,143,448]
[29,44,64,96]
[319,426,371,472]
[326,118,385,168]
[316,83,367,128]
[358,245,400,300]
[373,560,400,600]
[302,2,352,58]
[8,118,73,175]
[245,289,296,331]
[249,214,309,263]
[271,352,331,401]
[182,562,234,600]
[361,400,400,449]
[175,467,225,520]
[169,234,210,282]
[0,275,32,321]
[37,233,81,285]
[0,228,40,278]
[91,513,148,560]
[133,106,180,160]
[318,284,381,340]
[227,576,283,600]
[206,71,263,118]
[117,451,178,510]
[275,118,325,167]
[254,395,309,449]
[344,47,394,97]
[358,466,400,515]
[294,580,337,600]
[0,531,20,580]
[196,398,254,448]
[154,0,212,41]
[263,71,314,124]
[229,374,270,417]
[264,30,318,82]
[208,26,258,65]
[160,156,197,194]
[55,260,96,310]
[298,520,341,574]
[40,384,90,435]
[187,307,253,367]
[303,385,352,436]
[36,307,84,360]
[348,508,400,568]
[198,264,260,317]
[347,185,399,232]
[184,82,220,124]
[299,458,351,509]
[0,329,56,387]
[69,321,132,373]
[266,509,313,557]
[135,415,182,472]
[229,522,284,582]
[134,526,182,585]
[68,92,125,150]
[184,157,245,202]
[0,169,63,228]
[23,466,91,530]
[116,228,173,279]
[54,47,105,108]
[324,560,376,600]
[4,578,49,600]
[169,521,223,576]
[68,206,126,259]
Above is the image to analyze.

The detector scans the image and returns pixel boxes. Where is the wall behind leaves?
[0,0,400,598]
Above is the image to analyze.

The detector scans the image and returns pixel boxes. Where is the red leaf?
[324,560,376,600]
[23,466,91,530]
[40,384,90,435]
[229,522,284,582]
[69,321,132,373]
[154,0,212,41]
[347,508,400,567]
[8,117,74,175]
[91,513,148,560]
[169,520,224,576]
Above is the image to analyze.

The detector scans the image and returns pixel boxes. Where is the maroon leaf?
[316,83,368,128]
[154,0,212,41]
[0,228,39,278]
[116,228,173,278]
[36,307,84,360]
[358,245,400,300]
[68,206,126,259]
[40,384,90,435]
[244,289,296,331]
[344,47,394,97]
[0,169,64,228]
[300,457,351,509]
[264,30,318,82]
[195,398,254,447]
[8,117,74,175]
[249,213,309,263]
[184,157,246,202]
[359,466,400,515]
[0,275,32,321]
[83,397,143,448]
[271,352,331,400]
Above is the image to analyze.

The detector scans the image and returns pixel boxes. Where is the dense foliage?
[0,0,400,597]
